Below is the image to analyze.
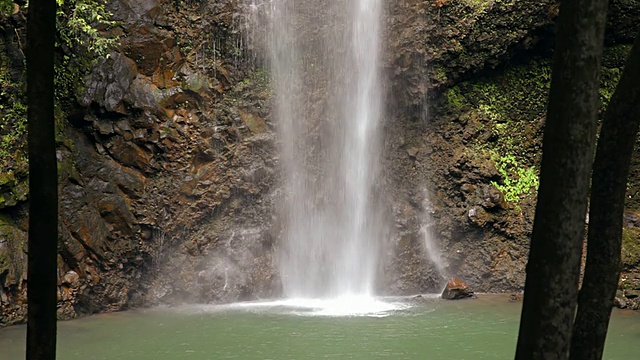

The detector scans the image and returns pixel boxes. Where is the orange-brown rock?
[441,277,475,300]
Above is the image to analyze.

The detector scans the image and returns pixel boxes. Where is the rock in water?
[441,277,475,300]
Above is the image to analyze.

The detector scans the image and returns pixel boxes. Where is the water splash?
[177,296,429,317]
[233,297,409,317]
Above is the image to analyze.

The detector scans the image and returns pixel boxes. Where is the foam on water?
[235,296,408,317]
[176,296,441,317]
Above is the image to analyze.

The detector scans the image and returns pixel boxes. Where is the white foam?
[174,297,407,317]
[227,295,418,317]
[170,295,443,317]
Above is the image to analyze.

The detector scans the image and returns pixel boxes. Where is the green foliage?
[55,0,118,101]
[445,59,552,153]
[0,0,116,179]
[471,59,552,139]
[490,153,539,203]
[56,0,117,58]
[0,0,13,15]
[0,44,26,168]
[444,86,466,111]
[235,68,271,92]
[0,101,26,162]
[443,59,549,206]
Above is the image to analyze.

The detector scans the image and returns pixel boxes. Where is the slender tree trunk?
[514,0,609,358]
[570,35,640,360]
[26,1,58,359]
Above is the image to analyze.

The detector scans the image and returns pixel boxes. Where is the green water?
[1,296,639,360]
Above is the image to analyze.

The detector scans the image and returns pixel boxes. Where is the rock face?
[441,277,475,300]
[1,0,640,326]
[1,0,278,326]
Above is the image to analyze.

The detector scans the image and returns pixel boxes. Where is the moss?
[444,86,470,113]
[233,68,271,96]
[442,46,628,205]
[0,41,28,170]
[441,58,550,205]
[11,178,27,202]
[0,168,27,208]
[0,249,7,272]
[622,227,640,269]
[0,214,24,282]
[462,0,502,14]
[0,170,15,188]
[433,65,448,84]
[57,155,82,185]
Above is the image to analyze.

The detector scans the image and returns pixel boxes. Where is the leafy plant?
[0,41,27,167]
[0,0,13,15]
[490,153,539,203]
[54,0,119,101]
[0,0,117,168]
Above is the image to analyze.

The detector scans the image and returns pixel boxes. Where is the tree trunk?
[514,0,609,358]
[26,0,58,359]
[570,35,640,360]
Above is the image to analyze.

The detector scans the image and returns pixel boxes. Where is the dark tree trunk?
[514,0,609,358]
[26,0,58,359]
[570,35,640,360]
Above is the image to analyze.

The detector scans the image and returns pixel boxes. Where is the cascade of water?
[258,0,385,298]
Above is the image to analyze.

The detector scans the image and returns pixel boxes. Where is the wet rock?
[81,52,138,113]
[623,212,640,228]
[468,206,490,227]
[614,295,627,309]
[239,109,267,134]
[106,137,153,172]
[162,90,203,110]
[410,294,431,304]
[509,293,523,302]
[479,185,507,210]
[61,271,80,287]
[97,194,135,236]
[624,289,639,299]
[124,32,168,76]
[407,147,419,160]
[107,0,163,27]
[124,78,162,113]
[182,71,211,95]
[441,277,475,300]
[460,183,475,195]
[94,120,115,135]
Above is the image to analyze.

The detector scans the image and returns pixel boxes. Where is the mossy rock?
[0,214,26,283]
[622,227,640,269]
[440,45,631,207]
[0,170,16,189]
[0,191,16,208]
[0,247,7,273]
[0,170,28,209]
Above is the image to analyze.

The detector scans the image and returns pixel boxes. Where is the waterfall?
[257,0,385,298]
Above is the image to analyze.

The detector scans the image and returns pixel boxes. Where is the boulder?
[441,277,475,300]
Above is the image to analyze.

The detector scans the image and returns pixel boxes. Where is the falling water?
[258,0,385,298]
